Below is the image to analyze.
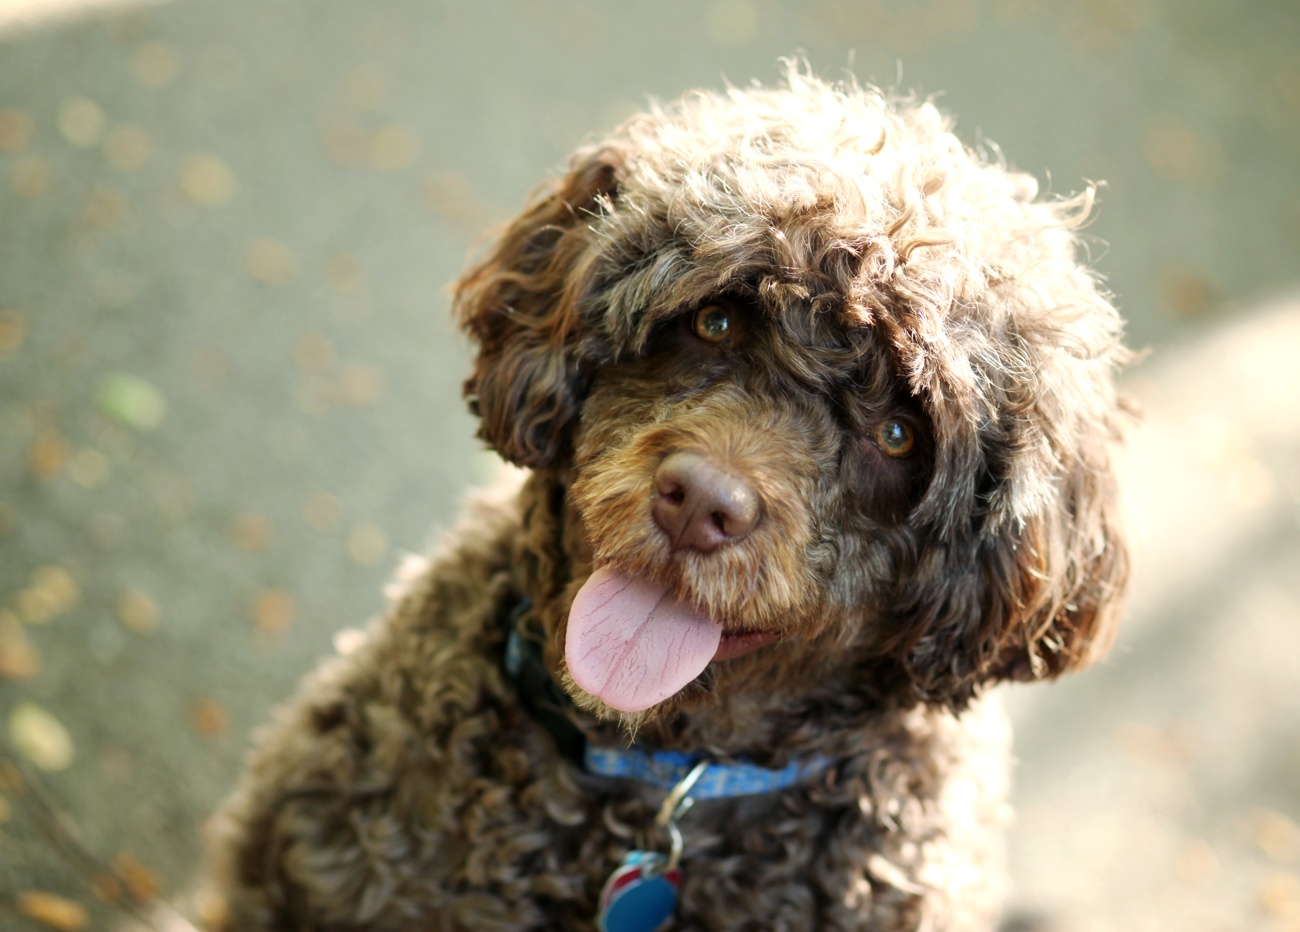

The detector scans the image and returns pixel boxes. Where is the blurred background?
[0,0,1297,929]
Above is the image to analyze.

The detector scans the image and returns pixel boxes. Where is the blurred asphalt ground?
[0,1,1298,929]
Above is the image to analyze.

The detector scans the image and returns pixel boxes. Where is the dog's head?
[455,71,1131,726]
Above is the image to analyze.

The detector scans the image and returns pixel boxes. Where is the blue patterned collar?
[504,600,829,800]
[583,745,830,800]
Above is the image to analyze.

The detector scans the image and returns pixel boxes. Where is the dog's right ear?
[453,146,623,468]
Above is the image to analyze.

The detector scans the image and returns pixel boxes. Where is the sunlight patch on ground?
[0,0,160,32]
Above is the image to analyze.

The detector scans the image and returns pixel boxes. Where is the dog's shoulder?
[205,476,571,929]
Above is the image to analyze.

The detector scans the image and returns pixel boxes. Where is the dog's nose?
[652,451,761,551]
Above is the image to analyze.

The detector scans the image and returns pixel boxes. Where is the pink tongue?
[565,567,722,713]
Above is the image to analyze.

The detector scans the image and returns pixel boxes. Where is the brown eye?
[874,419,915,457]
[692,305,731,343]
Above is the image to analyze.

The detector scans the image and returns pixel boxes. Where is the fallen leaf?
[33,565,80,614]
[17,566,80,624]
[0,108,32,153]
[97,372,166,431]
[13,565,81,629]
[129,41,178,88]
[112,851,161,902]
[0,618,41,679]
[179,153,237,207]
[0,308,27,352]
[83,186,131,230]
[369,124,419,171]
[57,96,105,149]
[339,364,384,405]
[231,513,273,551]
[0,758,26,794]
[116,589,159,633]
[9,702,74,772]
[17,891,88,930]
[253,589,295,635]
[245,238,297,285]
[189,698,229,738]
[27,429,68,477]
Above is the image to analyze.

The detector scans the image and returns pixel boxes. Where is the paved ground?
[0,1,1298,929]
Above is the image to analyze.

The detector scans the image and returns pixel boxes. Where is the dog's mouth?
[713,627,780,662]
[565,565,780,713]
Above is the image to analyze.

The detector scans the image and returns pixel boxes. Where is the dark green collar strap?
[502,596,587,761]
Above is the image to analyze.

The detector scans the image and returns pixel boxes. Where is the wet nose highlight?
[651,451,761,551]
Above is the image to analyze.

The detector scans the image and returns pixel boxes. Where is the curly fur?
[207,67,1131,931]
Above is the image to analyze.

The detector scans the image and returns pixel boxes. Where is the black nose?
[651,451,761,552]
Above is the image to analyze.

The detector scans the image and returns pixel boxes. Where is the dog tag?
[597,851,681,932]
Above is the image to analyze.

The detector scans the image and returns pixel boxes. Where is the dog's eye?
[692,305,732,344]
[873,419,915,457]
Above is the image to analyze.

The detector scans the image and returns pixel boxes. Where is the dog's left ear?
[901,376,1132,700]
[453,146,624,468]
[980,438,1131,683]
[892,231,1134,699]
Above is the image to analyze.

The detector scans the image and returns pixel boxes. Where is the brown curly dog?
[206,68,1131,931]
